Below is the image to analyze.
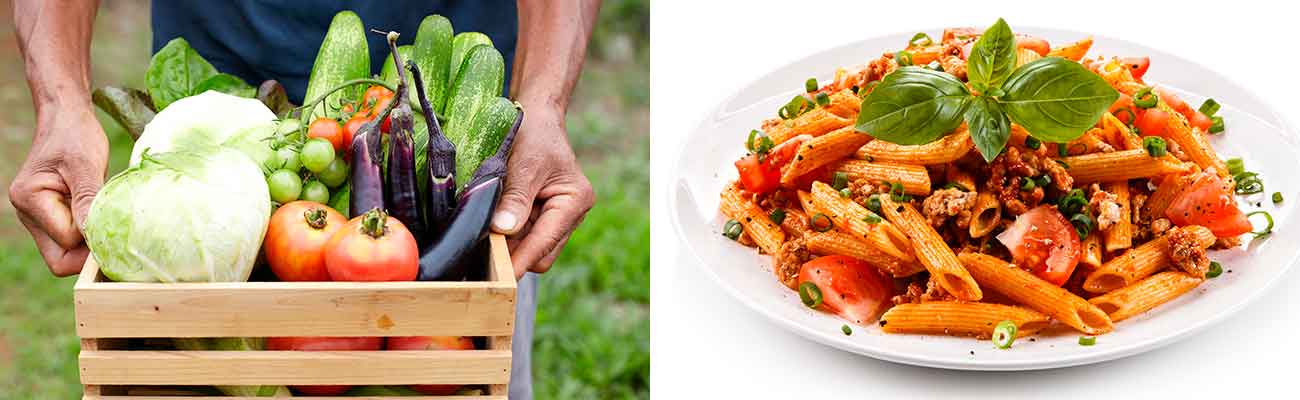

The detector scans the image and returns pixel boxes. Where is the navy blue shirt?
[151,0,517,104]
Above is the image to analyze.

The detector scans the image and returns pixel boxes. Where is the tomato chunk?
[734,135,808,194]
[995,205,1081,286]
[1118,57,1150,80]
[797,255,893,325]
[1166,172,1252,237]
[1154,86,1192,117]
[1135,108,1170,137]
[1109,93,1137,125]
[1189,110,1214,133]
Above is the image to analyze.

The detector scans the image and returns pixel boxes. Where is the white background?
[650,1,1300,398]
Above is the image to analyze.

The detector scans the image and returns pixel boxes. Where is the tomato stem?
[303,208,328,230]
[360,208,388,239]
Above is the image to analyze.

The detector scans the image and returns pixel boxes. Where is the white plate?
[667,26,1300,370]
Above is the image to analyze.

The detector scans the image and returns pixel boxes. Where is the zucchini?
[442,44,505,187]
[455,97,518,186]
[303,11,369,120]
[380,44,416,104]
[413,15,455,114]
[448,32,495,94]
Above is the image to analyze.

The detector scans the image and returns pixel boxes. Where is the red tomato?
[1015,34,1050,56]
[1165,172,1252,237]
[325,209,419,281]
[797,255,894,325]
[363,85,394,109]
[1118,57,1150,80]
[307,117,346,154]
[1108,93,1137,125]
[387,336,476,394]
[1154,86,1192,117]
[734,135,809,194]
[264,201,346,281]
[342,114,369,153]
[1189,110,1214,133]
[995,205,1081,286]
[266,336,384,395]
[1135,108,1170,137]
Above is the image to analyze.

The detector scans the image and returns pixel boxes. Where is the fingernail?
[492,212,518,232]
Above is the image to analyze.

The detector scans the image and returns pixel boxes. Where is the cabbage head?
[84,148,271,282]
[129,90,277,168]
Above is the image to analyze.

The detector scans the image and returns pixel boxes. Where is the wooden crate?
[73,234,517,399]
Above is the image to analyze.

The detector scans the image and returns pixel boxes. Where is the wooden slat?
[486,233,516,396]
[74,264,515,338]
[81,339,102,397]
[79,350,511,386]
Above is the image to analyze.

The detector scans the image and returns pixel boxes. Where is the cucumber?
[413,15,455,114]
[442,44,506,186]
[303,11,370,120]
[455,97,518,186]
[448,32,495,94]
[380,44,416,104]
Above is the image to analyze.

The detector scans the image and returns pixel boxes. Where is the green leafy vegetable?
[145,38,219,110]
[999,57,1119,142]
[965,18,1016,93]
[965,96,1011,162]
[855,67,970,145]
[193,73,256,98]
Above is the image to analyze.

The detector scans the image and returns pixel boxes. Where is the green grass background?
[0,1,648,398]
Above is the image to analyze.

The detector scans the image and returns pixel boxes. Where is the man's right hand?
[9,105,108,276]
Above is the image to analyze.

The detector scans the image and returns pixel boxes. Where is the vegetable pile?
[86,10,520,397]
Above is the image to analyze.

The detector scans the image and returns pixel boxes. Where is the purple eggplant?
[417,102,523,281]
[348,105,390,217]
[381,32,426,240]
[406,60,457,239]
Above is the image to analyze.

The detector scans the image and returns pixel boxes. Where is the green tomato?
[300,138,335,173]
[266,169,302,203]
[317,157,350,188]
[275,118,301,136]
[273,146,301,171]
[300,180,330,204]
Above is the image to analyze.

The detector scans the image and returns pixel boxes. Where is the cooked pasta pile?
[718,25,1272,345]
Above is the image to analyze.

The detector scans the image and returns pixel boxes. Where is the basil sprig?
[855,18,1119,161]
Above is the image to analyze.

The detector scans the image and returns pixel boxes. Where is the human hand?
[491,105,595,279]
[9,105,109,276]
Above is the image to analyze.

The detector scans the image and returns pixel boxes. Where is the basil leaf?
[193,73,257,99]
[855,67,971,145]
[145,38,218,110]
[1001,57,1120,142]
[965,96,1011,162]
[966,18,1017,92]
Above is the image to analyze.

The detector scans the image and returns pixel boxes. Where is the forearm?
[512,0,600,120]
[13,0,98,123]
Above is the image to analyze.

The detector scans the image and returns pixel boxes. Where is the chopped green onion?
[863,214,882,224]
[909,32,933,47]
[1199,98,1221,116]
[1273,192,1284,204]
[1235,172,1263,195]
[832,172,849,190]
[1024,136,1041,150]
[1209,115,1225,134]
[992,320,1018,349]
[1246,211,1274,238]
[778,95,815,120]
[1079,336,1097,346]
[1112,108,1137,125]
[810,213,834,232]
[799,282,823,308]
[840,188,853,198]
[722,219,743,240]
[889,182,909,201]
[1058,189,1088,215]
[866,195,883,213]
[940,182,971,192]
[842,324,853,335]
[1020,177,1036,191]
[1143,136,1167,157]
[1226,158,1245,176]
[926,60,944,71]
[805,77,818,93]
[1133,87,1159,109]
[815,92,830,107]
[1034,174,1052,188]
[746,129,774,155]
[769,208,787,225]
[1070,213,1094,239]
[1058,142,1069,157]
[895,51,913,66]
[1206,261,1223,278]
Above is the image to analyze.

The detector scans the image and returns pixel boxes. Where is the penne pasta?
[1015,47,1042,68]
[1154,99,1229,177]
[958,252,1114,335]
[719,184,784,255]
[944,168,976,193]
[805,231,925,277]
[764,108,852,144]
[1089,271,1204,322]
[1083,225,1215,293]
[782,126,873,184]
[824,89,863,118]
[1102,181,1134,252]
[829,160,932,195]
[1081,234,1104,268]
[878,196,982,301]
[809,181,915,261]
[967,191,1002,239]
[1140,172,1195,223]
[856,127,972,165]
[1047,37,1093,61]
[1063,149,1192,183]
[880,302,1051,339]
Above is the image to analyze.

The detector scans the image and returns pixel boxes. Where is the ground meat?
[891,278,955,305]
[1167,228,1210,277]
[1150,218,1172,238]
[921,188,976,228]
[1131,193,1149,223]
[940,43,967,81]
[1165,139,1188,161]
[986,146,1074,215]
[892,282,925,305]
[773,238,810,289]
[1088,184,1121,231]
[867,53,899,83]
